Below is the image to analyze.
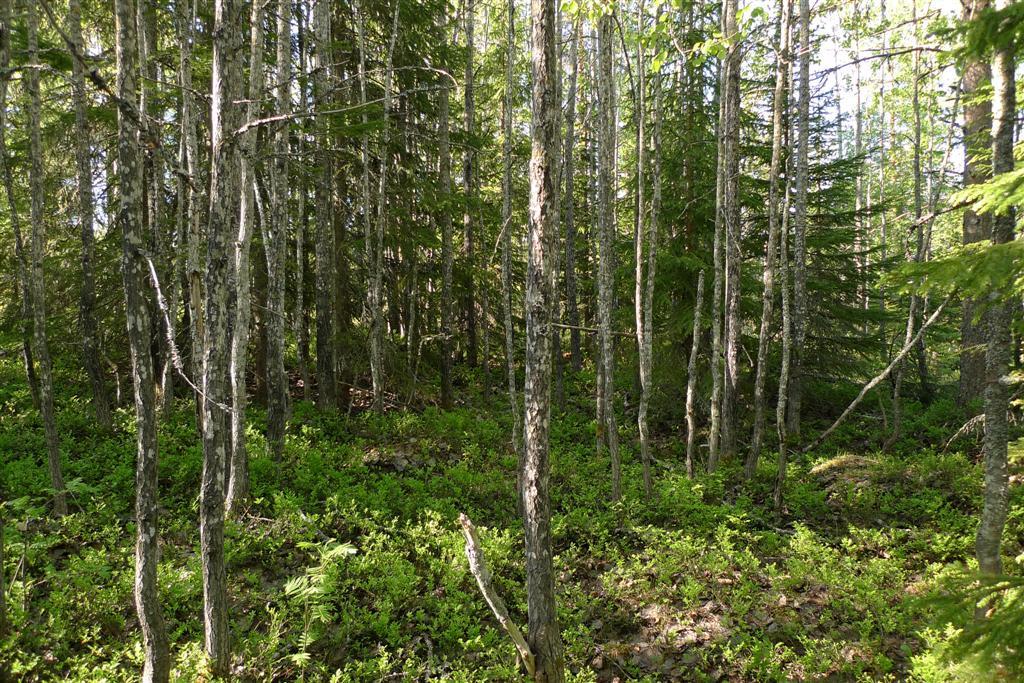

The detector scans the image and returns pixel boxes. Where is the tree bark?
[27,1,68,517]
[522,0,566,674]
[114,0,171,676]
[263,0,291,462]
[747,0,790,479]
[634,0,652,498]
[708,59,725,473]
[502,0,523,460]
[463,0,478,368]
[294,0,312,402]
[313,0,337,409]
[440,77,455,409]
[227,0,266,511]
[685,271,705,478]
[563,20,582,371]
[976,0,1015,581]
[787,0,810,441]
[957,0,992,407]
[202,0,245,672]
[69,0,112,430]
[719,0,742,460]
[597,13,622,501]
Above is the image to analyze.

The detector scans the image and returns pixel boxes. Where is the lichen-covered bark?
[69,0,112,430]
[114,0,171,676]
[202,0,245,672]
[747,0,790,479]
[597,13,622,501]
[502,0,522,460]
[685,271,705,479]
[562,21,581,372]
[707,60,725,474]
[27,2,68,517]
[522,0,566,674]
[975,0,1015,580]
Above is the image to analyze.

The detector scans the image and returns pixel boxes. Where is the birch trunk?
[563,20,582,371]
[522,0,566,673]
[263,0,290,461]
[0,0,40,412]
[502,0,523,459]
[313,0,336,409]
[975,0,1015,580]
[295,1,312,402]
[746,0,790,479]
[597,12,622,501]
[634,0,651,497]
[464,0,478,368]
[957,0,991,407]
[774,163,794,515]
[440,76,455,409]
[707,59,725,473]
[69,0,112,430]
[202,0,245,671]
[114,0,171,676]
[27,1,68,517]
[787,0,810,440]
[227,0,266,511]
[685,271,705,478]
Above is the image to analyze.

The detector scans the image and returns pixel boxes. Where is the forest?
[0,0,1023,679]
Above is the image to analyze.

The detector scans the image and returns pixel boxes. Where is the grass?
[1,361,1020,681]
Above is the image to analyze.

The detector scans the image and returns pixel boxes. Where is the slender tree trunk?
[720,0,743,460]
[976,0,1015,581]
[708,59,725,473]
[787,0,810,440]
[774,164,794,515]
[502,0,523,460]
[27,2,68,517]
[357,0,379,411]
[69,0,112,430]
[563,21,582,371]
[370,6,402,412]
[522,0,566,673]
[464,0,478,368]
[0,0,40,413]
[685,271,705,478]
[746,0,790,479]
[227,0,266,511]
[957,0,991,407]
[440,76,455,409]
[597,12,622,501]
[634,0,652,497]
[294,0,312,402]
[262,0,290,462]
[313,0,336,409]
[114,0,171,676]
[202,0,245,672]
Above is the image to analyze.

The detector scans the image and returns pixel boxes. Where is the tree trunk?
[294,0,312,402]
[746,0,790,479]
[114,0,171,676]
[0,0,40,414]
[957,0,991,407]
[313,0,337,409]
[227,0,266,511]
[563,20,582,371]
[69,0,112,430]
[202,0,245,672]
[634,0,651,497]
[787,0,810,441]
[463,0,478,368]
[975,0,1015,581]
[685,271,705,478]
[502,0,523,460]
[597,13,622,501]
[27,1,68,517]
[440,68,455,408]
[262,0,290,464]
[719,0,742,460]
[774,161,794,515]
[522,0,566,674]
[708,59,725,473]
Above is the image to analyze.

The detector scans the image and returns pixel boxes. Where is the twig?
[458,514,535,678]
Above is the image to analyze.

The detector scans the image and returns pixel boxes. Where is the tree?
[113,0,171,675]
[27,0,68,517]
[957,0,992,407]
[747,0,791,480]
[201,0,245,671]
[521,0,566,673]
[975,0,1015,582]
[502,0,523,460]
[463,0,478,368]
[563,19,582,371]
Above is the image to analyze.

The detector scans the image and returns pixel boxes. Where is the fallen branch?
[803,294,952,454]
[458,513,535,678]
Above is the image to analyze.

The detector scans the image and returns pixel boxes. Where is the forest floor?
[1,360,1020,682]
